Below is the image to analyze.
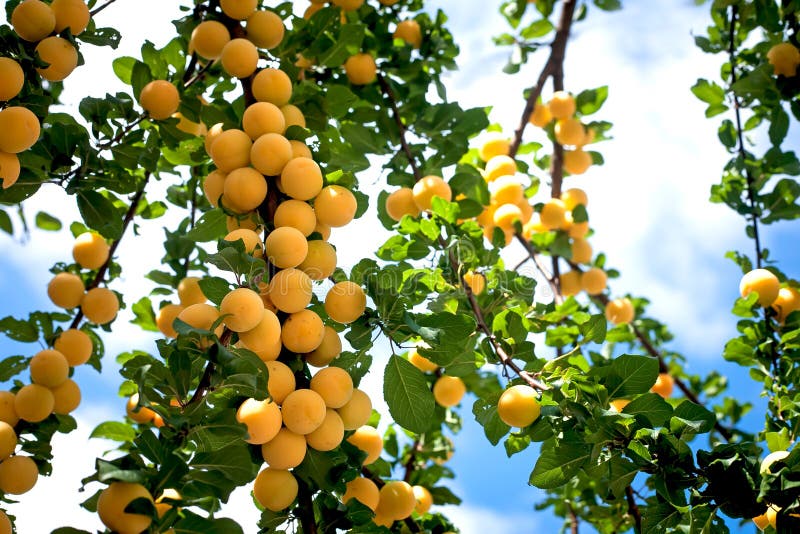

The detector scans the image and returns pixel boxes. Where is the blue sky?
[1,0,798,532]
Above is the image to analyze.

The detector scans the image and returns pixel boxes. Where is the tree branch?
[515,233,563,305]
[89,0,120,16]
[625,486,642,534]
[296,479,318,534]
[378,73,421,181]
[402,436,422,482]
[568,501,579,534]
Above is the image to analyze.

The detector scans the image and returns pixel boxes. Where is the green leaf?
[529,440,592,489]
[130,297,158,332]
[622,392,673,428]
[577,313,607,343]
[575,86,608,116]
[198,277,232,306]
[90,421,136,442]
[77,191,123,240]
[473,393,510,445]
[0,316,38,342]
[383,355,436,433]
[186,209,227,242]
[691,79,725,105]
[35,211,62,231]
[0,355,30,381]
[670,400,716,437]
[318,24,365,66]
[591,354,659,399]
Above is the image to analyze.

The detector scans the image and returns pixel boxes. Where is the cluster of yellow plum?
[529,91,595,175]
[344,477,434,528]
[739,268,800,323]
[47,231,119,325]
[383,175,453,226]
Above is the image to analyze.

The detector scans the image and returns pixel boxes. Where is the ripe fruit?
[0,106,41,153]
[81,287,119,324]
[203,170,226,207]
[250,133,293,177]
[433,375,466,407]
[563,149,592,175]
[267,268,312,313]
[548,91,576,119]
[139,80,180,121]
[11,0,56,42]
[560,270,581,296]
[0,152,20,189]
[306,408,345,451]
[221,38,259,78]
[773,287,800,323]
[571,237,592,264]
[261,428,307,469]
[554,118,585,146]
[51,0,90,34]
[413,485,433,514]
[740,268,780,307]
[54,328,93,366]
[760,450,790,474]
[605,298,634,325]
[265,361,296,404]
[484,155,517,182]
[305,326,342,367]
[246,10,284,49]
[347,425,383,465]
[35,36,78,81]
[493,203,523,231]
[376,480,416,521]
[0,423,17,461]
[310,367,354,409]
[126,393,155,424]
[561,188,588,210]
[252,68,292,106]
[97,482,154,534]
[281,310,325,353]
[30,349,69,387]
[220,287,263,332]
[0,511,10,534]
[265,226,308,269]
[177,276,207,306]
[497,384,541,427]
[333,0,364,10]
[490,175,524,205]
[344,53,377,85]
[281,157,323,200]
[238,309,281,353]
[253,468,298,512]
[236,398,282,444]
[0,456,38,494]
[242,102,285,139]
[529,102,552,127]
[540,199,568,230]
[463,271,486,295]
[47,272,85,309]
[281,104,306,129]
[209,129,252,172]
[609,398,630,412]
[343,477,379,511]
[386,187,421,221]
[0,58,24,101]
[275,199,320,236]
[73,231,110,270]
[325,281,367,324]
[290,140,312,159]
[651,373,674,399]
[15,384,54,422]
[581,268,607,295]
[315,185,358,227]
[282,389,327,434]
[191,20,230,60]
[412,175,452,211]
[408,347,437,372]
[154,488,181,519]
[50,378,81,414]
[337,388,372,430]
[767,42,800,77]
[225,229,263,256]
[0,392,19,426]
[221,0,257,19]
[223,167,267,212]
[394,20,422,49]
[177,303,223,336]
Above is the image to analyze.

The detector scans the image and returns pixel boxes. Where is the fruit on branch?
[190,20,231,60]
[463,271,486,295]
[0,511,9,533]
[344,53,377,85]
[266,226,309,269]
[252,68,293,106]
[497,384,542,428]
[343,477,380,511]
[554,118,586,146]
[281,309,325,353]
[47,272,85,309]
[303,3,324,20]
[0,423,16,461]
[580,267,607,295]
[220,287,264,332]
[333,0,365,11]
[483,154,517,182]
[125,393,155,424]
[236,398,282,444]
[605,298,634,325]
[298,240,338,280]
[97,482,154,534]
[246,10,285,50]
[81,287,119,324]
[490,175,524,205]
[408,346,438,372]
[250,133,293,177]
[220,38,259,79]
[54,328,93,366]
[253,468,298,512]
[50,378,81,414]
[739,268,780,307]
[773,287,800,323]
[35,36,78,82]
[289,139,312,159]
[760,450,789,474]
[29,349,69,387]
[281,389,327,434]
[266,268,312,313]
[138,80,180,121]
[203,170,226,208]
[609,399,630,412]
[238,310,282,355]
[0,106,41,153]
[177,303,224,342]
[282,104,306,128]
[14,384,53,423]
[433,375,466,407]
[548,91,576,119]
[225,229,264,256]
[386,187,421,221]
[570,237,592,264]
[177,276,207,306]
[540,199,568,230]
[413,485,433,514]
[223,167,268,212]
[209,129,252,172]
[561,187,587,210]
[305,325,343,367]
[310,367,354,409]
[650,373,674,399]
[0,59,23,102]
[314,185,358,227]
[306,408,345,451]
[347,425,383,465]
[11,0,55,42]
[0,152,20,189]
[220,0,258,20]
[560,270,581,297]
[766,42,800,77]
[493,203,523,232]
[242,102,286,139]
[261,427,307,469]
[337,388,372,430]
[394,20,423,49]
[265,361,296,404]
[753,506,779,530]
[0,393,18,427]
[412,175,452,210]
[73,231,110,270]
[51,0,89,34]
[325,281,367,324]
[376,480,416,521]
[563,148,592,175]
[281,157,324,200]
[0,455,38,495]
[154,488,181,519]
[529,101,553,127]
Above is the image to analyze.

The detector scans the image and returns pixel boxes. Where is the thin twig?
[515,233,563,305]
[96,115,145,150]
[89,0,120,16]
[568,502,579,534]
[625,486,642,534]
[378,74,421,181]
[296,480,318,534]
[403,437,422,482]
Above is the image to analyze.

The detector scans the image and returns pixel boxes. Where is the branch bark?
[625,486,642,534]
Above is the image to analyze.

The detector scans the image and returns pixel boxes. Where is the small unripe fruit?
[265,226,308,269]
[30,349,69,387]
[651,373,674,399]
[497,385,541,428]
[337,388,372,430]
[740,268,780,307]
[97,482,154,534]
[281,310,325,353]
[413,485,433,514]
[548,91,576,119]
[433,375,466,407]
[223,167,267,213]
[221,38,259,78]
[242,102,286,139]
[347,425,382,465]
[178,276,207,306]
[605,298,634,325]
[220,287,264,332]
[246,10,284,49]
[282,388,327,434]
[236,398,282,444]
[412,175,452,210]
[51,378,81,414]
[54,328,93,366]
[563,149,592,175]
[191,20,230,60]
[343,477,379,511]
[0,456,38,495]
[73,231,110,270]
[51,0,90,34]
[12,0,56,42]
[253,468,298,512]
[48,272,85,309]
[250,132,293,176]
[261,427,307,469]
[386,187,421,221]
[325,281,367,324]
[35,36,78,82]
[281,157,323,200]
[376,480,416,521]
[580,268,607,295]
[252,68,292,106]
[394,20,422,49]
[306,408,345,451]
[0,59,24,102]
[267,268,312,313]
[81,287,119,325]
[0,107,41,154]
[139,80,180,121]
[305,326,342,367]
[344,53,377,85]
[210,129,252,172]
[315,185,357,227]
[14,384,54,423]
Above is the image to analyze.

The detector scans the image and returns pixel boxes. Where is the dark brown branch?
[568,502,579,534]
[402,437,422,482]
[378,73,421,181]
[185,328,232,407]
[625,486,642,534]
[183,60,216,90]
[515,233,563,305]
[181,173,199,277]
[296,479,318,534]
[96,115,145,150]
[509,0,577,159]
[68,174,151,330]
[89,0,119,16]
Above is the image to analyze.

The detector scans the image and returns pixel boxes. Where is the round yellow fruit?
[221,38,259,78]
[30,349,69,388]
[386,187,421,221]
[497,384,541,428]
[344,53,377,85]
[275,199,316,236]
[250,132,292,176]
[14,383,54,423]
[760,450,790,474]
[484,154,517,182]
[177,303,223,336]
[35,36,78,82]
[297,238,336,278]
[265,360,296,404]
[0,106,41,154]
[347,425,383,465]
[563,149,592,175]
[490,175,524,205]
[0,510,10,534]
[267,268,312,313]
[252,68,292,106]
[11,0,55,42]
[305,326,342,367]
[342,477,379,511]
[413,485,433,514]
[253,468,298,512]
[225,228,263,256]
[651,373,674,399]
[220,287,264,332]
[236,397,282,444]
[154,488,181,519]
[609,398,630,412]
[463,271,486,295]
[310,367,353,409]
[238,309,281,354]
[314,221,331,240]
[281,388,327,434]
[97,482,154,534]
[773,287,800,323]
[412,175,452,210]
[561,187,588,210]
[0,392,19,427]
[54,328,93,366]
[325,281,367,324]
[210,128,252,172]
[571,237,592,264]
[281,310,325,353]
[605,298,634,325]
[493,203,523,231]
[540,199,567,230]
[139,80,180,121]
[126,393,154,424]
[281,157,323,200]
[767,42,800,77]
[47,272,85,309]
[376,480,416,521]
[529,102,552,127]
[0,456,38,495]
[81,287,119,325]
[337,388,372,430]
[0,422,17,461]
[280,104,306,129]
[220,0,257,20]
[306,408,345,451]
[0,152,20,189]
[394,20,422,49]
[740,268,780,307]
[73,231,109,270]
[246,10,284,49]
[203,170,226,207]
[178,276,207,306]
[408,347,437,373]
[433,375,466,407]
[315,185,357,228]
[51,0,90,34]
[0,58,24,102]
[242,102,285,139]
[191,20,230,60]
[261,427,307,469]
[223,167,267,213]
[290,140,312,159]
[548,91,576,119]
[50,378,81,414]
[265,226,308,269]
[560,270,581,297]
[554,118,585,146]
[580,267,607,295]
